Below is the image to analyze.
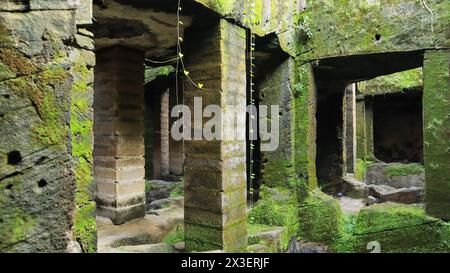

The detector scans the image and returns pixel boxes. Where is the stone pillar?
[343,83,357,174]
[364,98,375,160]
[294,63,318,189]
[94,46,146,225]
[423,50,450,220]
[161,88,170,177]
[355,95,367,160]
[184,20,247,252]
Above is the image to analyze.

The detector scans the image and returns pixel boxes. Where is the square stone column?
[423,50,450,220]
[94,46,146,225]
[184,19,248,252]
[355,95,367,160]
[343,83,357,174]
[364,98,375,160]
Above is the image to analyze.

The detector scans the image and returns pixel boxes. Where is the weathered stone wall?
[259,58,295,188]
[195,0,300,55]
[0,0,95,252]
[423,50,450,220]
[184,19,248,252]
[298,0,450,61]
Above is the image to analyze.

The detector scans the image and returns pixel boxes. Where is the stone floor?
[339,196,366,214]
[97,196,183,253]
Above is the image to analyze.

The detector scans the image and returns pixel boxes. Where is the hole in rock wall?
[375,33,381,41]
[7,151,22,165]
[37,179,48,188]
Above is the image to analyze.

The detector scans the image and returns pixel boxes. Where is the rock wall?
[298,0,450,61]
[259,58,295,188]
[0,0,95,252]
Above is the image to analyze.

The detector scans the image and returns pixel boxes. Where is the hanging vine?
[243,0,258,208]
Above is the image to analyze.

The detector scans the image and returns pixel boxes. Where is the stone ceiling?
[90,0,195,59]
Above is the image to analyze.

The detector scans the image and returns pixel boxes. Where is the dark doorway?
[372,90,423,163]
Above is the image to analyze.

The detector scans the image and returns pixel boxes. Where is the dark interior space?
[144,74,184,181]
[372,90,423,163]
[315,82,345,194]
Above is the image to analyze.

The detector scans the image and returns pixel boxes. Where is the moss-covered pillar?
[355,94,367,160]
[94,46,146,225]
[293,62,317,189]
[259,58,295,188]
[364,98,375,160]
[343,83,356,174]
[423,50,450,220]
[183,20,247,252]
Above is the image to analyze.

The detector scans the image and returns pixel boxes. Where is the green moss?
[162,224,185,245]
[33,67,70,146]
[332,213,358,253]
[73,202,96,253]
[298,190,342,244]
[0,206,36,250]
[145,182,153,193]
[70,61,95,253]
[332,203,450,253]
[248,186,299,250]
[423,50,450,220]
[355,159,366,181]
[359,68,423,95]
[262,159,295,188]
[292,61,317,189]
[2,64,69,147]
[383,163,424,177]
[247,223,274,235]
[298,0,450,61]
[169,183,184,198]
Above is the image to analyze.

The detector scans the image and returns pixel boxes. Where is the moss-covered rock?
[248,186,299,250]
[332,203,450,253]
[298,190,342,245]
[358,68,423,95]
[383,163,424,177]
[73,201,96,253]
[355,159,367,181]
[298,0,450,61]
